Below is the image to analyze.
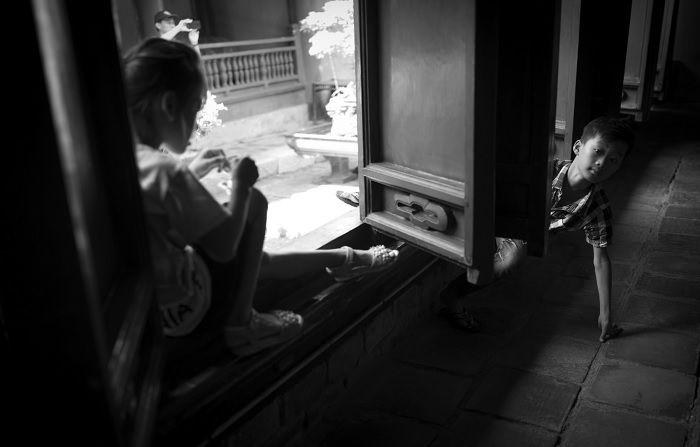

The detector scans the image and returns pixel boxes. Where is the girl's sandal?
[325,245,399,282]
[224,309,303,357]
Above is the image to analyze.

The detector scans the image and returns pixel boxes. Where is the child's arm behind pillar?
[592,245,622,342]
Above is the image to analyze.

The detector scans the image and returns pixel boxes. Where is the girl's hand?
[188,149,230,179]
[231,156,259,188]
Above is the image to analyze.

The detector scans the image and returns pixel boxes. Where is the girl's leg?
[259,245,399,281]
[259,248,349,280]
[223,188,268,326]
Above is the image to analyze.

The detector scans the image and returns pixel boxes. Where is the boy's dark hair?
[580,116,635,157]
[123,38,205,117]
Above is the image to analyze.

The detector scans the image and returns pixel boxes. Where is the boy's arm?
[592,245,619,342]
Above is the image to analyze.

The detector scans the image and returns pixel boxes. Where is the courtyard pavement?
[193,130,360,251]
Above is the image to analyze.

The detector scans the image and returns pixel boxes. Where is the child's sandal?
[325,245,399,282]
[224,309,303,357]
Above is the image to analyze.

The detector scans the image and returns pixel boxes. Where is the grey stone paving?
[434,412,559,447]
[301,107,700,447]
[463,367,580,431]
[562,403,687,447]
[583,363,696,420]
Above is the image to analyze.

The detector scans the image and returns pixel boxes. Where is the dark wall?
[670,0,700,102]
[205,0,291,41]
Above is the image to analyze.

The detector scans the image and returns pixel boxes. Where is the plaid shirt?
[549,159,613,248]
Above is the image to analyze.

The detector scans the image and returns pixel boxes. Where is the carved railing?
[199,31,305,95]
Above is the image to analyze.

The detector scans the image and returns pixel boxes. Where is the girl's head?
[124,38,206,154]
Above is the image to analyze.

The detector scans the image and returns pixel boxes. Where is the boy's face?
[571,134,628,184]
[156,18,176,35]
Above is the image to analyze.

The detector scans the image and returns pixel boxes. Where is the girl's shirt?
[549,159,613,248]
[136,144,228,336]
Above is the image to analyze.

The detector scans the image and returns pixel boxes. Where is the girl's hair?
[581,115,635,157]
[123,37,205,116]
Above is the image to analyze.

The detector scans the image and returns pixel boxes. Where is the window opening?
[113,0,359,252]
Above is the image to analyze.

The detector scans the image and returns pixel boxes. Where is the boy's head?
[571,116,634,184]
[154,10,179,35]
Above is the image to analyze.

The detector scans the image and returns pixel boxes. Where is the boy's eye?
[593,148,601,153]
[609,158,618,164]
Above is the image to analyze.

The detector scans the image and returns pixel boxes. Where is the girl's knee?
[248,187,268,219]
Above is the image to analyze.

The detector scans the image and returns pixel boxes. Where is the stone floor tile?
[649,232,700,256]
[467,305,532,338]
[614,200,662,214]
[605,327,699,374]
[543,276,626,310]
[634,272,700,302]
[670,190,700,206]
[619,294,700,333]
[583,364,696,420]
[613,209,659,228]
[318,415,439,447]
[646,251,700,277]
[665,205,700,220]
[464,274,545,311]
[326,358,471,425]
[564,257,634,284]
[660,217,700,237]
[433,411,558,447]
[562,403,687,447]
[524,307,601,343]
[495,333,598,383]
[614,223,653,242]
[463,367,579,431]
[391,324,496,376]
[607,237,645,262]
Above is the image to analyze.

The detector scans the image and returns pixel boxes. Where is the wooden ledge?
[154,223,436,446]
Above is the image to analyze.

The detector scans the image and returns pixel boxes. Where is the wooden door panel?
[376,0,468,180]
[357,0,559,283]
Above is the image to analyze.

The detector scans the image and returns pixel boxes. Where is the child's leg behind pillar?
[439,237,527,331]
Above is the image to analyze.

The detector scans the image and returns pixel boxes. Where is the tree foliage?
[299,0,354,60]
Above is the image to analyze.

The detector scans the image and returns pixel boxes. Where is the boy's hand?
[188,148,229,179]
[177,18,193,31]
[188,29,200,46]
[230,156,259,188]
[598,314,623,342]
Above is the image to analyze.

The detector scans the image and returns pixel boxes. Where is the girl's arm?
[196,157,258,262]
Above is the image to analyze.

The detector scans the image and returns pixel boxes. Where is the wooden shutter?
[356,0,559,284]
[2,2,162,446]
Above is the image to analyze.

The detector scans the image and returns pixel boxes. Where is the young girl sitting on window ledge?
[123,38,399,357]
